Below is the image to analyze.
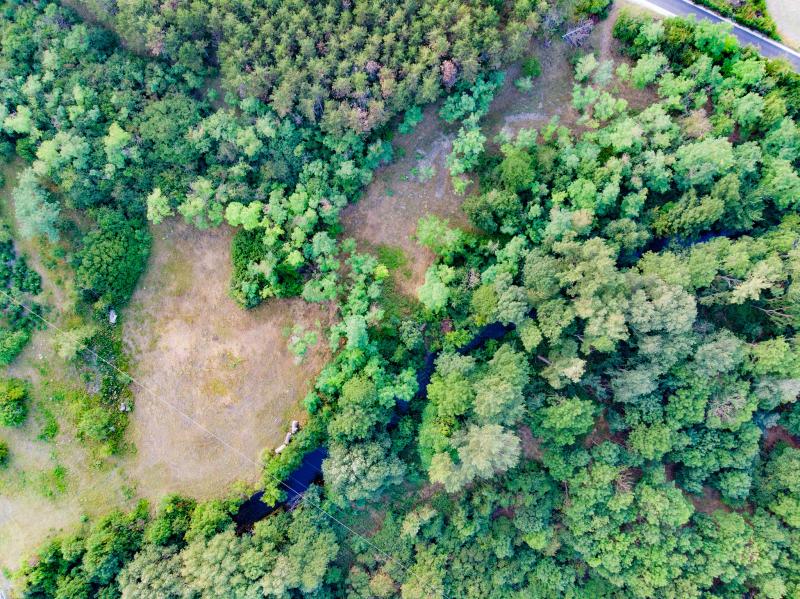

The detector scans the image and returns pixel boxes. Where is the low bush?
[74,209,151,311]
[576,0,613,18]
[521,56,542,78]
[0,377,28,427]
[0,220,45,365]
[0,439,9,467]
[694,0,778,39]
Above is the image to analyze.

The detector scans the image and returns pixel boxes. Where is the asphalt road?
[630,0,800,70]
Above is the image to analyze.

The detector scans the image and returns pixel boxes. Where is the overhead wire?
[0,286,446,596]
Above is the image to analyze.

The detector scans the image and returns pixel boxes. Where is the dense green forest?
[70,0,549,133]
[0,0,551,459]
[4,0,800,596]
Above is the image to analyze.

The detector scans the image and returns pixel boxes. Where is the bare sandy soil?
[767,0,800,49]
[122,222,334,502]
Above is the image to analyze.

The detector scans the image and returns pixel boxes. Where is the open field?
[0,171,332,569]
[341,105,471,297]
[122,221,334,502]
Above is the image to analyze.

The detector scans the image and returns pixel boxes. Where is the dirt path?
[122,221,334,502]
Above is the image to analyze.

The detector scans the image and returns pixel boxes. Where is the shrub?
[522,57,542,78]
[75,209,151,310]
[12,169,60,242]
[77,406,118,444]
[692,0,778,39]
[576,0,613,18]
[783,402,800,437]
[0,328,30,366]
[0,440,9,467]
[613,10,650,57]
[0,220,45,366]
[398,106,424,134]
[230,228,271,308]
[0,377,28,427]
[515,77,534,92]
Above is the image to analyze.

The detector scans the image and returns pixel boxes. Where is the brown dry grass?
[341,31,582,296]
[341,104,472,296]
[0,198,333,570]
[343,8,649,303]
[122,221,335,503]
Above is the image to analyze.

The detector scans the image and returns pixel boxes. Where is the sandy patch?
[767,0,800,49]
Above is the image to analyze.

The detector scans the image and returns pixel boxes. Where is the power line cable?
[0,286,444,596]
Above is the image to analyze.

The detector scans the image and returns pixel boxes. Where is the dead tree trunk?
[563,21,594,47]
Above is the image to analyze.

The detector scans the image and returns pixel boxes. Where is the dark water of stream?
[234,321,514,528]
[233,446,328,528]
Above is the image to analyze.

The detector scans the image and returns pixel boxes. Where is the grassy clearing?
[0,167,335,569]
[0,219,335,570]
[341,7,636,304]
[341,102,472,298]
[0,1,648,574]
[0,161,139,571]
[121,221,335,503]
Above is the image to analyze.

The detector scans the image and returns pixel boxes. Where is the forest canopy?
[8,1,800,598]
[76,0,547,134]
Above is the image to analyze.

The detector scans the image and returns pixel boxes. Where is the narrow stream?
[234,321,515,527]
